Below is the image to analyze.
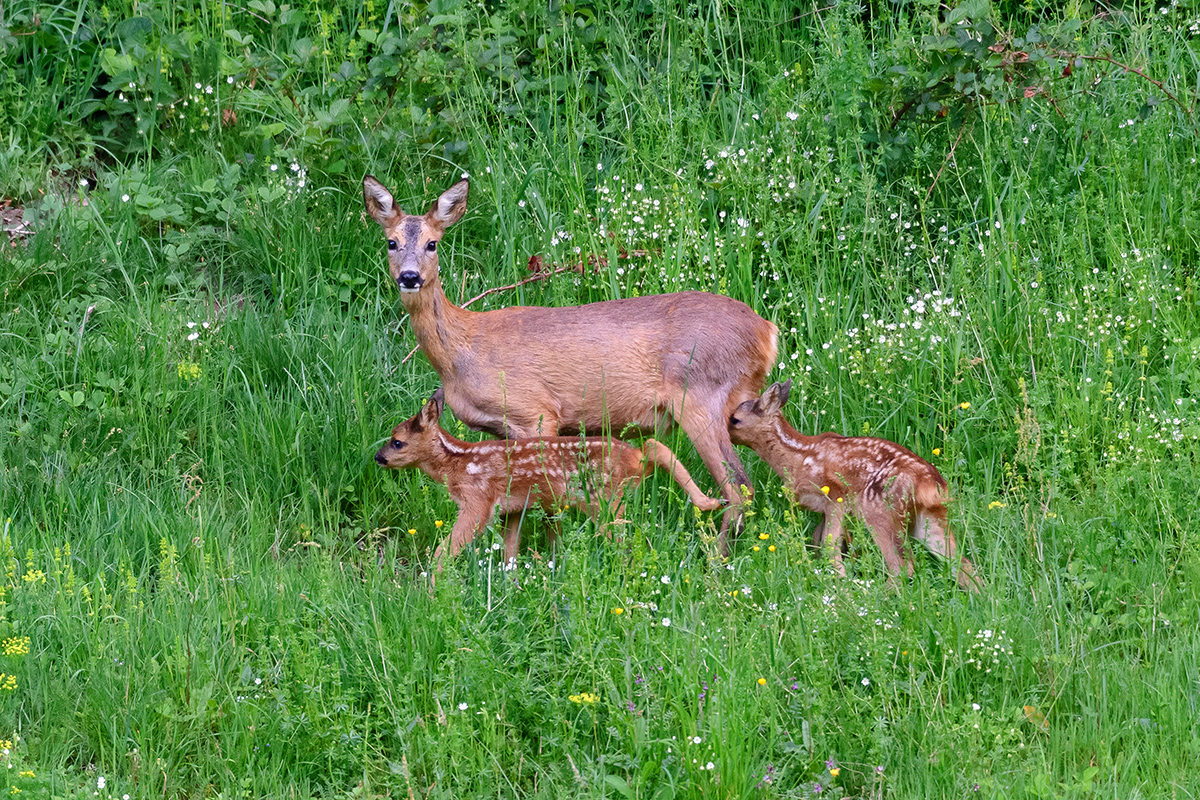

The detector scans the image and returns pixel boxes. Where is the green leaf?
[603,775,634,799]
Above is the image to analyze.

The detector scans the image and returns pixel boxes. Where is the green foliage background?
[1,0,1199,797]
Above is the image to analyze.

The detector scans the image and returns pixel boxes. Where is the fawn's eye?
[426,240,438,252]
[729,415,741,426]
[387,239,397,251]
[391,440,405,449]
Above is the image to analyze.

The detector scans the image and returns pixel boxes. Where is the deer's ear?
[759,382,789,415]
[363,176,402,227]
[420,391,444,427]
[429,179,468,228]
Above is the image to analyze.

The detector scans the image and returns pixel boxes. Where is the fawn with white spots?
[730,381,981,591]
[363,176,777,553]
[375,389,723,572]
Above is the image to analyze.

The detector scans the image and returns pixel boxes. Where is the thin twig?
[1071,52,1192,117]
[926,122,970,201]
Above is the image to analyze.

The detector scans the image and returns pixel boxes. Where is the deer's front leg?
[820,509,847,577]
[432,505,492,572]
[501,513,522,568]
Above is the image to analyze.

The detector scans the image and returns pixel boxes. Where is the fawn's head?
[729,380,791,445]
[375,388,447,469]
[363,177,469,294]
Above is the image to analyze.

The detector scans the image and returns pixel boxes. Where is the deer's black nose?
[397,271,423,291]
[375,452,387,466]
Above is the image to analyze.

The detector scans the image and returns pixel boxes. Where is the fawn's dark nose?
[375,452,387,466]
[397,271,423,291]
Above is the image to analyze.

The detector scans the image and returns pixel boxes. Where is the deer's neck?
[401,278,474,376]
[414,429,477,486]
[756,418,820,472]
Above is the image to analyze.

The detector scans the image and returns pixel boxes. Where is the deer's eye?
[387,239,398,251]
[729,416,741,426]
[391,440,405,449]
[426,240,438,252]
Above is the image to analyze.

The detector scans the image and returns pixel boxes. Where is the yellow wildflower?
[830,767,840,777]
[757,678,767,686]
[612,607,624,615]
[1,637,29,657]
[959,402,970,410]
[569,692,599,704]
[758,533,769,540]
[820,486,830,495]
[407,528,416,535]
[988,501,1006,510]
[768,545,776,552]
[932,448,941,456]
[434,520,444,528]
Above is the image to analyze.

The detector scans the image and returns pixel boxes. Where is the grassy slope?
[1,1,1200,797]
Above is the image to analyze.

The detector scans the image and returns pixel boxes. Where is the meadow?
[1,0,1199,797]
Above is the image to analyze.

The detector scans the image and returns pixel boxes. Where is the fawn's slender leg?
[820,509,847,576]
[913,509,982,593]
[432,506,491,570]
[501,513,522,567]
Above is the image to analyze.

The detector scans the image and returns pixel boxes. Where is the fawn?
[363,176,777,552]
[729,381,981,591]
[375,389,723,571]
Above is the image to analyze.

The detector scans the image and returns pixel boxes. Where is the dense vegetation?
[2,0,1199,796]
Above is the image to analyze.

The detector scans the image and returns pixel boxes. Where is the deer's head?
[375,388,446,469]
[729,380,791,445]
[363,177,469,294]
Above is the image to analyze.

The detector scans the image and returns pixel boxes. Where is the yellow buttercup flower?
[756,678,767,686]
[758,533,769,540]
[829,767,840,777]
[959,402,970,410]
[821,486,830,495]
[932,448,941,456]
[434,520,444,528]
[768,545,776,552]
[612,607,624,615]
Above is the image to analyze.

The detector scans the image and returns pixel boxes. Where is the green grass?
[2,0,1200,797]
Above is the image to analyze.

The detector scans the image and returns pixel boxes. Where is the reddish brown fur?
[375,389,723,572]
[730,381,981,592]
[363,176,778,552]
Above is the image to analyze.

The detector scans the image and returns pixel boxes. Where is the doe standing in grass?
[363,176,777,553]
[729,381,981,591]
[375,388,723,573]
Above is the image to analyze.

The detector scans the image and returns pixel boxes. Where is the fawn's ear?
[363,176,402,227]
[419,390,444,427]
[429,179,468,228]
[759,381,790,415]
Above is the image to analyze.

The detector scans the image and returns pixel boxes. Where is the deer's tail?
[641,439,725,511]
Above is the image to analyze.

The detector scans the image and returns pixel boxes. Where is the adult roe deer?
[363,176,778,552]
[375,389,724,571]
[729,381,981,591]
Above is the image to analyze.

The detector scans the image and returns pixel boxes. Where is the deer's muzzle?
[397,271,423,292]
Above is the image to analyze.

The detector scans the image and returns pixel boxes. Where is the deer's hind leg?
[913,507,982,592]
